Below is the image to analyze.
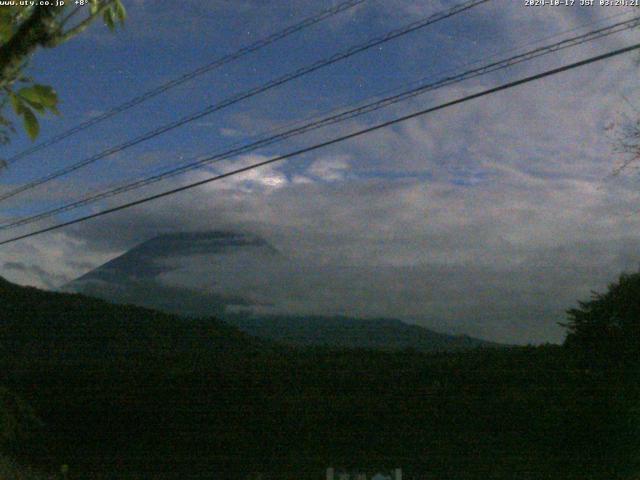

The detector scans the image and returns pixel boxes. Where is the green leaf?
[103,9,115,31]
[0,22,13,43]
[9,93,24,115]
[102,1,126,32]
[22,99,45,113]
[114,0,127,22]
[18,84,57,109]
[17,87,42,106]
[88,0,100,15]
[30,85,56,107]
[21,107,39,140]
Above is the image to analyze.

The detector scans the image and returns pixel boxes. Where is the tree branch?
[0,5,58,87]
[54,1,115,46]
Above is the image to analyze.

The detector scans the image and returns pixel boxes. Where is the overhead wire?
[2,14,639,231]
[1,40,639,246]
[101,8,637,178]
[128,8,636,181]
[0,0,491,203]
[3,0,368,165]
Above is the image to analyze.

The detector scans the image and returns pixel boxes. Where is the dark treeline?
[0,274,638,479]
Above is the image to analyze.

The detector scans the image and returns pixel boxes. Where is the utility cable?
[3,0,367,165]
[2,15,638,230]
[1,40,638,246]
[0,0,491,203]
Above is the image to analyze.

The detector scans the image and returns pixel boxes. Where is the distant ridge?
[224,314,499,352]
[0,274,264,366]
[63,230,500,352]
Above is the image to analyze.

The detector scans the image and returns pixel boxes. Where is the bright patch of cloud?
[307,155,350,182]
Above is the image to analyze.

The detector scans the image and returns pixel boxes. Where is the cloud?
[2,261,69,290]
[31,155,637,345]
[3,2,640,344]
[0,232,116,290]
[306,155,351,181]
[219,127,242,137]
[200,154,290,191]
[8,44,640,341]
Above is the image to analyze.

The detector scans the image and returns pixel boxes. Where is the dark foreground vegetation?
[0,274,638,479]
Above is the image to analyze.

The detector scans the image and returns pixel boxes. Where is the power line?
[3,15,639,231]
[117,9,634,181]
[3,0,367,165]
[1,41,638,247]
[0,0,491,204]
[2,16,637,229]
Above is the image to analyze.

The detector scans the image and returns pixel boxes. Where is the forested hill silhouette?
[0,275,638,479]
[62,230,497,350]
[0,273,262,362]
[224,314,499,352]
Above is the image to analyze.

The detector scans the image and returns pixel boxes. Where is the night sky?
[1,0,640,344]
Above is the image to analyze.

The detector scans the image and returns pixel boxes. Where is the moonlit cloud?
[307,155,351,182]
[2,1,640,344]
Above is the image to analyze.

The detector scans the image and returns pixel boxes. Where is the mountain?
[224,314,496,351]
[0,273,263,370]
[0,274,269,476]
[0,276,625,480]
[63,230,497,352]
[63,230,281,316]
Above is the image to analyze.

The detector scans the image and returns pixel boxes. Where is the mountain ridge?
[61,230,499,352]
[224,313,500,351]
[0,273,593,480]
[68,230,278,285]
